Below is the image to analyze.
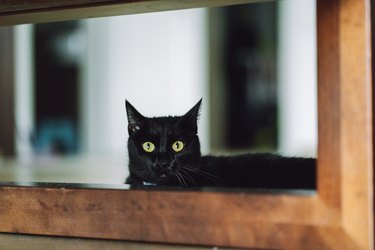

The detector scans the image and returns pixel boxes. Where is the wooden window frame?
[0,0,373,249]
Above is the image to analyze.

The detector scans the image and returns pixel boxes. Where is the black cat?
[125,100,316,189]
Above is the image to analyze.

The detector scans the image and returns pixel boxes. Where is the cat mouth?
[160,173,167,178]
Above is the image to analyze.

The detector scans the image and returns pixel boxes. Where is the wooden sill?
[0,0,372,249]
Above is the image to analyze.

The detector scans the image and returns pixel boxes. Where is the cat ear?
[180,99,202,135]
[125,100,145,134]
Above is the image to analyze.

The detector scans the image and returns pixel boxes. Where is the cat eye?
[172,141,184,152]
[142,142,155,152]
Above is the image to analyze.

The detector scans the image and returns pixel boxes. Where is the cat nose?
[158,154,169,168]
[159,160,169,167]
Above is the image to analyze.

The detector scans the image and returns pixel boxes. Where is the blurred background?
[0,0,317,184]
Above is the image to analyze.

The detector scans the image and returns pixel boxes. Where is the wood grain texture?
[339,0,373,248]
[0,0,373,249]
[0,186,357,249]
[0,0,263,26]
[317,0,341,209]
[317,0,373,249]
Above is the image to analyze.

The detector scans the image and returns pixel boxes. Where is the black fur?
[125,100,316,189]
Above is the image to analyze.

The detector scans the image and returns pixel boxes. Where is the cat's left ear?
[180,99,202,135]
[125,100,145,135]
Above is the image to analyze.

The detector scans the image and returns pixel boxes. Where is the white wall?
[14,24,34,160]
[277,0,317,157]
[14,2,316,162]
[80,9,209,159]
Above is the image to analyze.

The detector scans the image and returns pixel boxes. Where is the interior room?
[0,0,372,249]
[0,0,317,185]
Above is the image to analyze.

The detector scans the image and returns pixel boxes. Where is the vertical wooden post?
[318,0,373,248]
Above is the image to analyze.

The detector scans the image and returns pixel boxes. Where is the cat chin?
[154,175,178,185]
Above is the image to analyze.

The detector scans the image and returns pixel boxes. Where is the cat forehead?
[147,116,182,134]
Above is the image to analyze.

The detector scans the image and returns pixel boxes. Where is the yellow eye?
[142,142,155,152]
[172,141,184,152]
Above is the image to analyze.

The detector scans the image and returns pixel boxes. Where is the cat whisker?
[135,169,151,180]
[182,166,223,184]
[138,169,148,175]
[178,169,197,185]
[185,167,222,181]
[179,172,188,186]
[175,172,184,186]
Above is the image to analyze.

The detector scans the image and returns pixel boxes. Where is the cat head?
[126,100,202,185]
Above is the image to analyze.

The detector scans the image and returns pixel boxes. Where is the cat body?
[125,100,316,189]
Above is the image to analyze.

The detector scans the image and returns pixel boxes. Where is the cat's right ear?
[125,100,145,135]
